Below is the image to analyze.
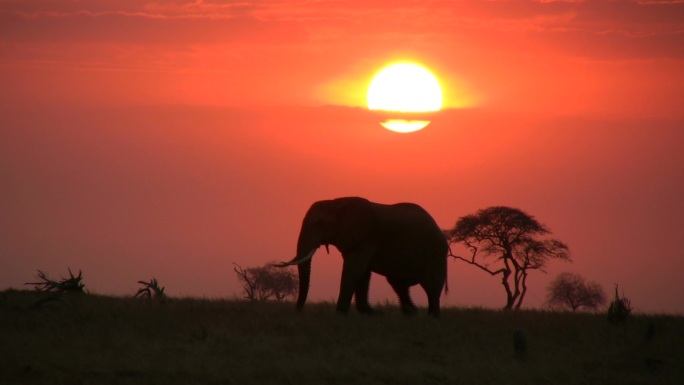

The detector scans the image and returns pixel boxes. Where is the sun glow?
[367,63,442,133]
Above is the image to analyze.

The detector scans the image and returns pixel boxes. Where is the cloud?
[0,9,306,47]
[1,0,682,60]
[0,0,682,113]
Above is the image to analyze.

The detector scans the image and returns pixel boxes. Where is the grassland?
[1,290,682,385]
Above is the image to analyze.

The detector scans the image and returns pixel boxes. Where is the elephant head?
[275,197,377,310]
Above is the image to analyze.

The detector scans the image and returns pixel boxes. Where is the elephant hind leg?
[420,281,442,318]
[387,277,417,315]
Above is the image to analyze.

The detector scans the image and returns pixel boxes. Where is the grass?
[1,290,682,385]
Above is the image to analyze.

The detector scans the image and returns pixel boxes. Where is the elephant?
[275,197,448,317]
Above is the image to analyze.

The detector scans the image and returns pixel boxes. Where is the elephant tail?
[443,266,449,295]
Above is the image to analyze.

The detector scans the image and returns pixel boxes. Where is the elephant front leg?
[336,257,370,314]
[354,270,374,315]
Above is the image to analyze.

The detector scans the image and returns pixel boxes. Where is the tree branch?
[448,246,505,276]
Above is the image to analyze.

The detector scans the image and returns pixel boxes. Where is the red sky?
[1,0,683,313]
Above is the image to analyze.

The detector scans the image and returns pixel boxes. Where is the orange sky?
[1,0,683,313]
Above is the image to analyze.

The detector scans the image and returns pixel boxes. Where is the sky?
[1,0,683,313]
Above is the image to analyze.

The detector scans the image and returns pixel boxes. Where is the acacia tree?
[445,206,571,310]
[546,272,606,312]
[233,263,298,302]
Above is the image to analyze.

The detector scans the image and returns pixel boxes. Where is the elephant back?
[373,202,447,260]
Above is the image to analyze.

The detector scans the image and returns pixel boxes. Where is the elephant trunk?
[291,224,322,311]
[296,259,311,311]
[273,248,315,310]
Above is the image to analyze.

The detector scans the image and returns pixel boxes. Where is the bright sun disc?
[367,63,442,133]
[367,64,442,112]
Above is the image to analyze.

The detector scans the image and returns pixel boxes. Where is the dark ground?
[1,290,682,385]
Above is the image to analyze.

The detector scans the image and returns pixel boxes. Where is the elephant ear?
[334,198,378,253]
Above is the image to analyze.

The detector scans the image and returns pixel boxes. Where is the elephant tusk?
[273,248,316,267]
[271,261,292,268]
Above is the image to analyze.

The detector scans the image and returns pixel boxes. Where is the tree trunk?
[502,270,516,310]
[515,271,528,310]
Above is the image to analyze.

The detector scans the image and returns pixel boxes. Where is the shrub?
[546,272,606,312]
[135,278,166,299]
[608,284,632,324]
[25,268,85,293]
[233,262,298,302]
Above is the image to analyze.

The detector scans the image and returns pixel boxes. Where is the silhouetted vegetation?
[1,290,682,385]
[547,272,606,312]
[25,268,85,293]
[135,278,166,300]
[608,284,633,324]
[233,262,297,302]
[445,206,571,310]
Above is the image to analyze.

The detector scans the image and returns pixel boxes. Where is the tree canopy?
[445,206,571,310]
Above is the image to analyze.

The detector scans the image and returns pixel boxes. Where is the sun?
[367,63,442,133]
[367,63,442,112]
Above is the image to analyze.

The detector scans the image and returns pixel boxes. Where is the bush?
[135,278,166,300]
[25,268,85,293]
[608,284,632,324]
[233,262,297,302]
[546,272,606,312]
